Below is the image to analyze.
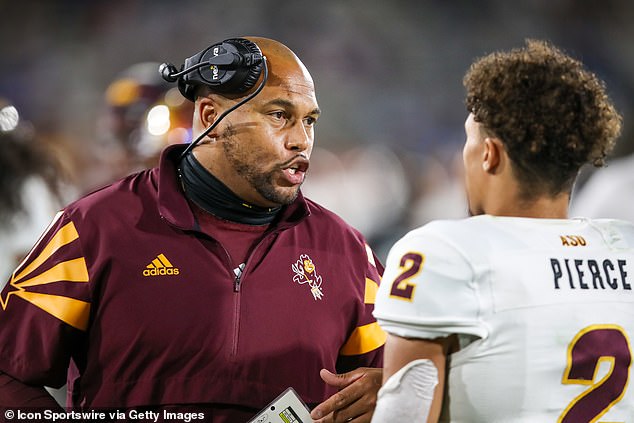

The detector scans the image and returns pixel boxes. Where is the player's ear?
[482,137,503,173]
[195,96,218,130]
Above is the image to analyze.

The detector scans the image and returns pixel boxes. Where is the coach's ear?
[482,137,505,174]
[195,96,218,131]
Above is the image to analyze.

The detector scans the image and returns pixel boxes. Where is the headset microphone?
[158,38,268,159]
[158,63,179,82]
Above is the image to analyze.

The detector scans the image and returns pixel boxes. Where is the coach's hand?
[310,367,382,423]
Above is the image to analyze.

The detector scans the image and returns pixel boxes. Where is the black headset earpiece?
[160,38,264,101]
[159,37,269,159]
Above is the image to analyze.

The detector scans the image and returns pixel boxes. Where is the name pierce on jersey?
[550,258,631,290]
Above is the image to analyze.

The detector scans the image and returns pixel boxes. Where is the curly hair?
[464,39,622,198]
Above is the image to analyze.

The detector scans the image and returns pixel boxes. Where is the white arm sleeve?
[371,359,438,423]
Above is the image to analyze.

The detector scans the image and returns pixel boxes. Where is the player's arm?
[373,224,479,422]
[0,370,62,408]
[381,333,455,423]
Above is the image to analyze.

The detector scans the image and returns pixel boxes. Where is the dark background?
[2,0,633,257]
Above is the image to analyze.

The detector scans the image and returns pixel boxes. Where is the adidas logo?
[143,253,180,276]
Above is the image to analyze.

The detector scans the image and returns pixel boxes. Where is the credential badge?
[292,254,324,300]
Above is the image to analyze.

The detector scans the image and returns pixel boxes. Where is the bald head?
[191,37,314,102]
[244,36,314,93]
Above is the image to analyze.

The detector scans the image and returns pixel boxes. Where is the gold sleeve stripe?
[13,221,79,282]
[364,277,379,304]
[365,244,376,267]
[12,211,63,275]
[14,291,90,331]
[14,258,89,288]
[340,322,387,356]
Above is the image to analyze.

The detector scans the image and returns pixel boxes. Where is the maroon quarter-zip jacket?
[0,145,385,420]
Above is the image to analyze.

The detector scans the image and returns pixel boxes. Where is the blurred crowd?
[1,0,634,265]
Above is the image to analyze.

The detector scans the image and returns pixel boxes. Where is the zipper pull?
[233,263,245,292]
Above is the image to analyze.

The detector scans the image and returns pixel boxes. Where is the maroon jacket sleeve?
[336,243,385,373]
[0,211,90,391]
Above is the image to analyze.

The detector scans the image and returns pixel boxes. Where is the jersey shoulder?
[405,216,634,256]
[394,216,502,258]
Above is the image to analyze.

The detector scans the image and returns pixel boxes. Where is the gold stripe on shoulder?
[1,217,91,330]
[364,277,379,304]
[13,220,79,282]
[14,258,89,288]
[340,321,386,356]
[15,291,90,331]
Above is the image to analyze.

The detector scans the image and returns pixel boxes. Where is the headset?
[159,38,268,158]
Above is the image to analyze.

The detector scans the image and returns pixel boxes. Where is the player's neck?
[487,194,570,219]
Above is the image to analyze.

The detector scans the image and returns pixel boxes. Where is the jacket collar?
[156,144,310,232]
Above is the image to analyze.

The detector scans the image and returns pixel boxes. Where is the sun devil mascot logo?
[292,254,324,300]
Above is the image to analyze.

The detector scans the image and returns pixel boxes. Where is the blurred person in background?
[301,143,410,262]
[372,40,632,422]
[0,37,385,422]
[570,146,634,221]
[0,100,72,408]
[88,62,193,189]
[0,100,67,285]
[404,149,468,228]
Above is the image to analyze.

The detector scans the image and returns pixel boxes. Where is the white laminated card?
[247,387,312,423]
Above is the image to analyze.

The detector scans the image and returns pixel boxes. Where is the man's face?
[214,67,321,208]
[462,113,486,216]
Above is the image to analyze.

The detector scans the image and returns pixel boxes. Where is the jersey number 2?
[389,252,424,301]
[559,324,631,422]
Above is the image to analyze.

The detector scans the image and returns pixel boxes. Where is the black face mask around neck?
[178,153,281,225]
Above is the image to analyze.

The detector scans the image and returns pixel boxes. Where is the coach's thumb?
[319,368,364,389]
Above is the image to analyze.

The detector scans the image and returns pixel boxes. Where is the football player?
[373,39,633,422]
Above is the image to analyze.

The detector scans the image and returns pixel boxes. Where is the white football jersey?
[374,215,634,422]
